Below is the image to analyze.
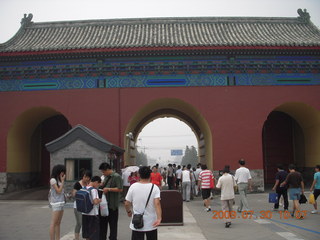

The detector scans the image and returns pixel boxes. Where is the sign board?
[171,149,183,156]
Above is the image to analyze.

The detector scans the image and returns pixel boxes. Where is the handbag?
[309,193,315,205]
[132,184,154,229]
[268,192,278,203]
[100,194,109,217]
[299,193,307,204]
[209,175,215,189]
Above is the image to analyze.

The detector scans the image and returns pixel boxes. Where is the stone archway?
[6,107,70,191]
[262,102,320,185]
[124,98,213,169]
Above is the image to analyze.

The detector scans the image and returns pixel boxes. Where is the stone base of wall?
[0,172,7,194]
[4,172,41,193]
[213,169,265,192]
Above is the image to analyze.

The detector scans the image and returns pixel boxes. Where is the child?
[82,176,102,240]
[72,169,92,240]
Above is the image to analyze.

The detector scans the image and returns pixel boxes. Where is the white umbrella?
[123,166,139,174]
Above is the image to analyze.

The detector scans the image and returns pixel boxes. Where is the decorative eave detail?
[20,13,33,27]
[297,8,310,23]
[45,124,125,154]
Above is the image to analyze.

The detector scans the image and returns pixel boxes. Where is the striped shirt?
[199,170,213,189]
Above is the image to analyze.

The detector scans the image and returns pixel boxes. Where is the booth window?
[65,158,92,181]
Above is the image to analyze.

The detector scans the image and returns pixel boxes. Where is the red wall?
[1,85,319,172]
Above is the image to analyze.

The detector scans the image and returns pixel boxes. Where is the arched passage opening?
[7,107,71,191]
[124,98,212,169]
[135,117,198,167]
[262,102,320,185]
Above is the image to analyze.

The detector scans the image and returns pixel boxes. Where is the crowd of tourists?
[48,161,320,239]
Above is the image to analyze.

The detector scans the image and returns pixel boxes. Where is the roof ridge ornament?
[21,13,33,26]
[297,8,310,23]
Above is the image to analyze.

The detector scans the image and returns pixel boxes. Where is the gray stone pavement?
[0,191,319,240]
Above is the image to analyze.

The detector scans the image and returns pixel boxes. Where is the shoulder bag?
[132,184,154,229]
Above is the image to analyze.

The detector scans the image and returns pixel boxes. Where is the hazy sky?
[1,0,319,165]
[137,118,197,166]
[0,0,320,43]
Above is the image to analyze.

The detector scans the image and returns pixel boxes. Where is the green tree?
[135,149,148,166]
[181,145,198,167]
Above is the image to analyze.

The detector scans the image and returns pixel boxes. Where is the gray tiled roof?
[46,124,125,154]
[1,10,320,53]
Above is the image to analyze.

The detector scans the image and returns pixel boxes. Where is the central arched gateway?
[123,98,213,169]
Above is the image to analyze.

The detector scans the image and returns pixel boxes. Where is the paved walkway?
[1,189,320,240]
[59,192,320,240]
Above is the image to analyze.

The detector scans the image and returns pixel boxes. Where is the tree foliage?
[135,149,148,166]
[181,145,198,167]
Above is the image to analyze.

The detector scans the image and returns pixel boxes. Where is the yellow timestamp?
[212,210,307,220]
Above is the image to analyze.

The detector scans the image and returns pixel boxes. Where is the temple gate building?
[0,9,319,193]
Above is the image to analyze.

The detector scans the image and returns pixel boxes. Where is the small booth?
[46,124,124,192]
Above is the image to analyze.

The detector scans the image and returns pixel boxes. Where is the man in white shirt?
[234,159,252,212]
[122,166,131,201]
[125,166,162,240]
[216,165,236,228]
[182,164,192,202]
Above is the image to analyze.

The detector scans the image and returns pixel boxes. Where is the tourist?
[234,159,252,212]
[309,165,320,214]
[216,165,236,228]
[167,164,174,190]
[198,164,214,212]
[125,166,162,240]
[72,169,92,240]
[49,164,66,240]
[121,166,131,202]
[271,165,288,211]
[175,165,182,191]
[190,167,198,199]
[194,163,202,196]
[82,176,102,240]
[280,164,304,218]
[99,163,123,240]
[161,167,167,186]
[128,171,140,186]
[150,166,163,190]
[182,164,192,202]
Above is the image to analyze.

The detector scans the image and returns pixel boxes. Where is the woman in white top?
[182,164,192,202]
[49,164,66,240]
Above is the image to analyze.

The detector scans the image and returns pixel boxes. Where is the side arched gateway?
[123,98,213,169]
[263,102,320,185]
[6,107,70,191]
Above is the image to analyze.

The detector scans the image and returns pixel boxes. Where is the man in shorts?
[310,165,320,214]
[281,164,304,218]
[198,164,214,212]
